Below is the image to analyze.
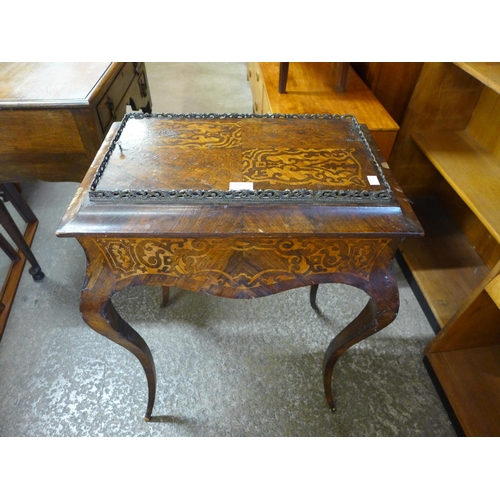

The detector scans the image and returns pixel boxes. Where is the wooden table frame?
[57,114,422,421]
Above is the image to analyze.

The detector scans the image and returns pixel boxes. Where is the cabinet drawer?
[114,66,152,120]
[97,62,136,133]
[248,62,263,114]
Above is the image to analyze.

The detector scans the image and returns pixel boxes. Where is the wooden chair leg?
[279,62,289,94]
[0,199,44,281]
[0,233,20,262]
[0,183,37,223]
[336,62,350,93]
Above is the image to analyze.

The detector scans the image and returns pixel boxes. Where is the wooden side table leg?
[322,266,400,410]
[79,249,157,421]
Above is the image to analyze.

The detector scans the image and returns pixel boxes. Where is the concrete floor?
[0,63,456,436]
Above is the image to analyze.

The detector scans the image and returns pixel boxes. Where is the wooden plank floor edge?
[0,219,38,341]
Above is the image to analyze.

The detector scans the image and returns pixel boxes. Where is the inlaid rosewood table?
[56,113,423,421]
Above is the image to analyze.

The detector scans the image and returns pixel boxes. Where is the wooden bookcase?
[389,62,500,436]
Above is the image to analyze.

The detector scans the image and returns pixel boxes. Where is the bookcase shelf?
[427,344,500,436]
[389,62,500,436]
[399,196,489,327]
[411,130,500,243]
[455,62,500,93]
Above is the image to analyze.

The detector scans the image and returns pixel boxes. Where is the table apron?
[79,235,400,299]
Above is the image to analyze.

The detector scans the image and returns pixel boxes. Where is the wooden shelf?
[455,62,500,94]
[427,345,500,436]
[400,196,489,327]
[412,130,500,243]
[486,273,500,307]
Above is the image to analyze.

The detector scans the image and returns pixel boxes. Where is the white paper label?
[367,176,380,186]
[230,182,254,190]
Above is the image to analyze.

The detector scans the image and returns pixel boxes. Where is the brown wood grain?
[352,62,424,125]
[253,62,398,159]
[486,273,500,307]
[0,62,152,183]
[0,62,113,102]
[467,86,500,161]
[389,62,484,193]
[455,62,500,93]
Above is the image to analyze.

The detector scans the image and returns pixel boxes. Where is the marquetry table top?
[57,113,422,239]
[89,113,392,204]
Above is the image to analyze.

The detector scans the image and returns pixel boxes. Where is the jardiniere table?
[57,113,422,420]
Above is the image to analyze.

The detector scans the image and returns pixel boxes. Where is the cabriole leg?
[79,242,157,421]
[322,266,400,411]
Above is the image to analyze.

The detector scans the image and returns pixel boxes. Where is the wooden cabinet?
[389,62,500,436]
[247,62,399,160]
[247,62,271,115]
[0,62,152,183]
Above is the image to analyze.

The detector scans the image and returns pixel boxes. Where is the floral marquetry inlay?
[241,148,364,188]
[95,237,391,291]
[153,121,242,149]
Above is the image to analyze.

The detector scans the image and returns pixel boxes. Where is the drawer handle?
[138,72,148,98]
[106,96,117,120]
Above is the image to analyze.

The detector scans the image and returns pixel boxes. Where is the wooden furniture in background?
[351,62,424,125]
[0,184,44,340]
[247,62,399,160]
[0,62,152,183]
[57,113,422,421]
[388,62,500,436]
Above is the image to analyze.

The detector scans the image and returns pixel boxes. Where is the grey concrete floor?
[0,63,456,436]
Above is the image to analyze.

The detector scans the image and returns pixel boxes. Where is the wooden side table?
[0,62,152,183]
[57,113,423,421]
